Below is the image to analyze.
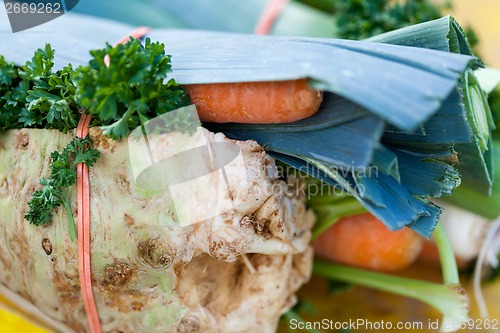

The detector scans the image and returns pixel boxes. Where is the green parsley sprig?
[0,38,191,137]
[74,37,190,140]
[25,136,101,241]
[0,45,81,132]
[2,37,192,238]
[0,55,26,130]
[333,0,444,40]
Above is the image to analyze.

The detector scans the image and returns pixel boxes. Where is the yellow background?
[449,0,500,68]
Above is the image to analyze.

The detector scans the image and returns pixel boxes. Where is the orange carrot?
[313,212,425,272]
[187,79,323,123]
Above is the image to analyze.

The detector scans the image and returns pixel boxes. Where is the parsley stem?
[62,191,76,242]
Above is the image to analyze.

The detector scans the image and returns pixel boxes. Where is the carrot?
[187,79,323,123]
[313,212,424,271]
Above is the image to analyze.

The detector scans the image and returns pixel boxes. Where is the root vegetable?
[0,127,314,333]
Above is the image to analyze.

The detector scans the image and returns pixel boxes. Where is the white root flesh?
[436,201,490,262]
[0,128,315,333]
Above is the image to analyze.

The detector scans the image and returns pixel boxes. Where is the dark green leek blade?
[370,16,494,194]
[271,153,344,190]
[145,0,265,33]
[370,145,400,182]
[272,153,441,238]
[455,71,496,193]
[150,29,475,131]
[383,89,472,149]
[445,139,500,219]
[72,0,337,37]
[72,0,188,29]
[207,114,384,169]
[351,171,441,237]
[389,146,461,198]
[138,0,336,37]
[0,13,474,132]
[367,16,477,60]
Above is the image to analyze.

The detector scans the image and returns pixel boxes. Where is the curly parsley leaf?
[19,43,55,81]
[0,55,24,130]
[25,178,62,227]
[2,39,191,137]
[21,45,80,132]
[1,45,81,132]
[74,37,190,140]
[0,55,18,86]
[25,136,101,241]
[332,0,444,40]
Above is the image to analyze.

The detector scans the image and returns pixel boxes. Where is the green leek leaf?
[0,13,490,236]
[367,16,476,59]
[446,139,500,219]
[272,153,441,237]
[370,16,495,194]
[152,28,474,131]
[211,115,384,169]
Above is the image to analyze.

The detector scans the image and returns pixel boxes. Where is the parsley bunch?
[25,137,101,241]
[0,45,81,132]
[333,0,444,40]
[0,38,191,137]
[20,44,80,132]
[75,37,190,140]
[1,37,192,237]
[0,55,26,130]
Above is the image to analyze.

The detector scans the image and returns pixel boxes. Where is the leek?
[371,16,495,194]
[0,14,491,235]
[446,139,500,219]
[275,154,442,237]
[444,68,500,216]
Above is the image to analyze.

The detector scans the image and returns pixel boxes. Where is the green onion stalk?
[312,223,469,333]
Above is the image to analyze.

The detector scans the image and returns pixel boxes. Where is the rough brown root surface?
[0,128,314,332]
